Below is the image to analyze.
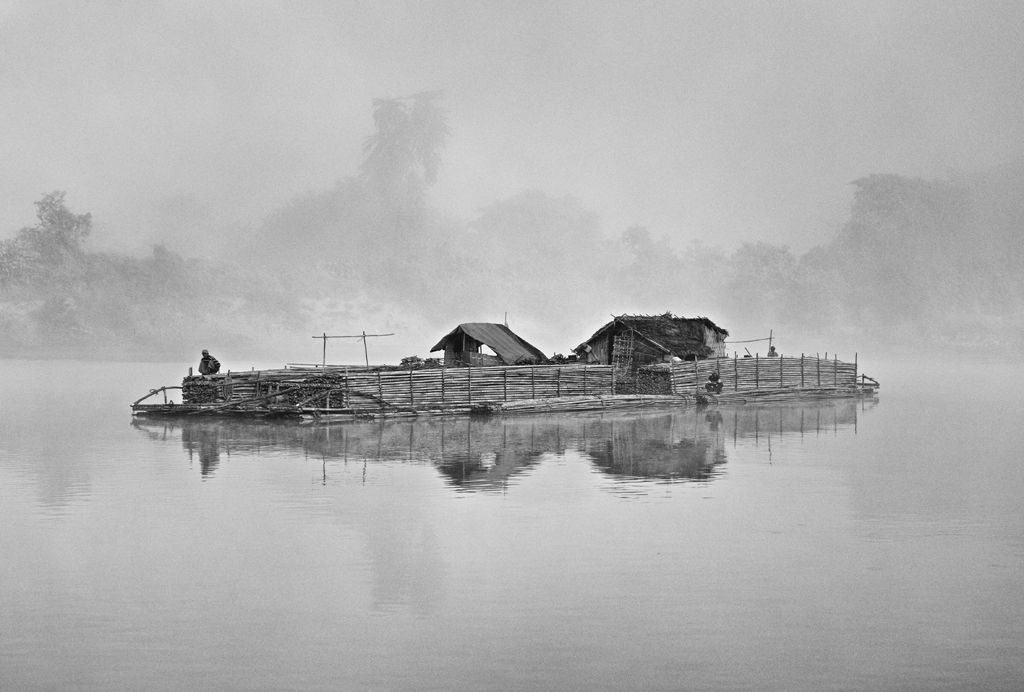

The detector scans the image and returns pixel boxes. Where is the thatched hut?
[574,313,729,367]
[431,323,549,367]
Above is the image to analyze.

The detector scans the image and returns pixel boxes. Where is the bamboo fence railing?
[170,355,872,415]
[185,364,615,413]
[670,354,859,395]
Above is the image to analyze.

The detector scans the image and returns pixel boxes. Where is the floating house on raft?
[574,313,730,367]
[430,322,549,367]
[129,315,878,420]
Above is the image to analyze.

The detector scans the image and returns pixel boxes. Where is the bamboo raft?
[133,364,625,420]
[131,353,878,420]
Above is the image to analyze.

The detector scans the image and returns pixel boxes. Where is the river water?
[1,358,1022,690]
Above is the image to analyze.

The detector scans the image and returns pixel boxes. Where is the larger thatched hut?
[574,313,729,367]
[431,323,549,367]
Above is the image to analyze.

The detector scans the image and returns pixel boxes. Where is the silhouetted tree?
[0,191,92,287]
[360,91,449,209]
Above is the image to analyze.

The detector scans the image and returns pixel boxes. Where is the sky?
[2,0,1024,257]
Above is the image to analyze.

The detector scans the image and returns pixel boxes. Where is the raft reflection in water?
[132,399,874,490]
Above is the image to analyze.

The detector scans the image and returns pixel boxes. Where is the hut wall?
[444,344,501,367]
[460,352,503,367]
[703,327,727,357]
[584,336,610,364]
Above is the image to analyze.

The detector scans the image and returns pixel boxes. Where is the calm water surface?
[1,358,1022,690]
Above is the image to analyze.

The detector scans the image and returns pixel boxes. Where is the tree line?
[2,93,1022,360]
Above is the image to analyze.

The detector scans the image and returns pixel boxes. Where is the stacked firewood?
[182,377,221,404]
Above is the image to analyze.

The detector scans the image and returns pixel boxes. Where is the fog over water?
[2,1,1024,365]
[3,5,1024,687]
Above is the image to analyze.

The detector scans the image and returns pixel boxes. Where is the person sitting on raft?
[199,349,221,376]
[705,371,723,394]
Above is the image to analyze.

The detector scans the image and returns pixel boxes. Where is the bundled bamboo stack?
[671,354,859,394]
[494,394,689,414]
[709,386,868,405]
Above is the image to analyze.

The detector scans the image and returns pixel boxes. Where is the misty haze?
[2,2,1023,690]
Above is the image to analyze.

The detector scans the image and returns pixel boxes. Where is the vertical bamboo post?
[801,354,805,387]
[693,358,699,394]
[557,368,561,397]
[531,366,536,398]
[468,364,473,405]
[855,352,858,384]
[780,355,784,387]
[376,370,383,409]
[441,364,446,404]
[833,353,838,388]
[755,354,759,389]
[583,365,587,395]
[734,352,738,391]
[409,367,414,407]
[503,367,507,402]
[816,354,821,386]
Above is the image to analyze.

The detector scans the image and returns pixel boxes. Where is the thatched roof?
[430,323,549,364]
[576,313,729,357]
